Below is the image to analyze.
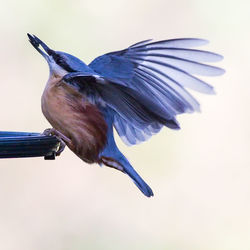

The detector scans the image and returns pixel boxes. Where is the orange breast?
[41,77,108,163]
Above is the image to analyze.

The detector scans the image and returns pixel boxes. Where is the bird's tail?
[100,153,154,197]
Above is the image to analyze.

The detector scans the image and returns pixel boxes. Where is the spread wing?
[63,72,179,125]
[87,38,224,145]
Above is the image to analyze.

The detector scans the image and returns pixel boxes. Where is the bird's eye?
[53,54,64,65]
[56,57,63,64]
[51,53,75,72]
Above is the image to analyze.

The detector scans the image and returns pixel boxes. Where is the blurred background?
[0,0,249,249]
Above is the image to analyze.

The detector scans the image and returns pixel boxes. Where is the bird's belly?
[41,84,107,163]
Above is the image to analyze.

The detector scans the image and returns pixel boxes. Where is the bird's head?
[28,33,88,78]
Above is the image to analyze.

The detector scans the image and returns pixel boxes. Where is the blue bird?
[28,34,224,197]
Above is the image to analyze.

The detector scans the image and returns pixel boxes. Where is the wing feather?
[86,38,224,145]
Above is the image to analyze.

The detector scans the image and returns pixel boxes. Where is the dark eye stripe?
[52,54,76,72]
[60,62,75,72]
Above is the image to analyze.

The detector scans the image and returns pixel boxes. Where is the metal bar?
[0,131,61,160]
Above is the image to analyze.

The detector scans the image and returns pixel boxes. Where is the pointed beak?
[27,33,53,61]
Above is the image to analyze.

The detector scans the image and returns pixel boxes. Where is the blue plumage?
[88,38,224,147]
[28,34,224,197]
[99,109,154,197]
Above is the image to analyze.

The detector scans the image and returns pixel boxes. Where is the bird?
[28,33,224,197]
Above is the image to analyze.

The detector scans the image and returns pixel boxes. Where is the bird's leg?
[43,128,71,156]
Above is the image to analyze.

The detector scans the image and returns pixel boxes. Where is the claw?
[42,128,69,156]
[55,139,66,156]
[43,128,55,136]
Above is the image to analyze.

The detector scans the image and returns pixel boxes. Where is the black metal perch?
[0,131,61,160]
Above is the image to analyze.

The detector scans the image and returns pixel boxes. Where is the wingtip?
[216,54,224,62]
[165,118,181,130]
[173,38,210,47]
[129,39,153,48]
[195,38,210,45]
[218,67,226,75]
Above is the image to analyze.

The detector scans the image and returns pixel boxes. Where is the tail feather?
[100,154,154,197]
[124,162,154,197]
[100,108,153,197]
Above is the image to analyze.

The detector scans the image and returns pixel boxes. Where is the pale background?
[0,0,249,249]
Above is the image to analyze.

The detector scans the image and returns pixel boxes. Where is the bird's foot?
[54,139,66,156]
[42,128,70,156]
